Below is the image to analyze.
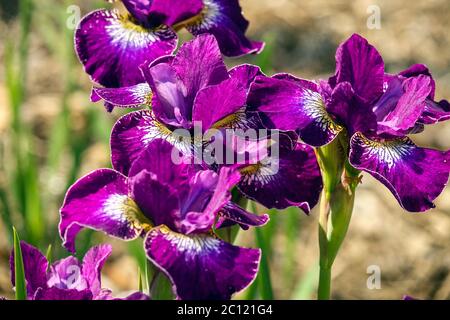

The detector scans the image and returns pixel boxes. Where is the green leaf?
[45,244,52,263]
[13,227,27,300]
[251,202,274,300]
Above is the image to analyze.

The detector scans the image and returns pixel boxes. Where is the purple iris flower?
[75,2,179,88]
[247,34,450,212]
[124,0,263,57]
[60,139,264,300]
[10,242,148,300]
[76,0,262,89]
[92,34,323,212]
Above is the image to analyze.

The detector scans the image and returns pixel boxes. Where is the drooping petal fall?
[185,0,264,57]
[145,225,260,300]
[75,9,177,88]
[349,133,450,212]
[59,169,145,253]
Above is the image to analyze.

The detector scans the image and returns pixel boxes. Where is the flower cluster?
[56,0,326,300]
[248,34,450,212]
[9,0,449,301]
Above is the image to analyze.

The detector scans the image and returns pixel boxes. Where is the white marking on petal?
[103,194,152,232]
[140,112,193,156]
[302,89,343,134]
[354,133,414,169]
[160,226,221,255]
[105,11,173,49]
[188,0,222,30]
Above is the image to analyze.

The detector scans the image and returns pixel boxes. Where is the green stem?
[318,266,331,300]
[315,134,359,300]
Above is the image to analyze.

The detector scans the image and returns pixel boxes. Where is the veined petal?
[193,77,247,132]
[145,225,260,300]
[419,99,450,125]
[111,110,193,176]
[92,83,152,109]
[349,133,450,212]
[47,257,87,291]
[181,167,241,234]
[238,142,323,212]
[330,34,385,104]
[216,202,269,229]
[10,242,48,298]
[376,75,432,137]
[247,75,342,147]
[59,169,146,253]
[399,64,436,99]
[82,245,112,297]
[75,9,177,87]
[172,34,229,106]
[228,64,263,92]
[186,0,264,57]
[148,63,191,127]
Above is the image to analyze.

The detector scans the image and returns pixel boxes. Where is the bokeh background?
[0,0,449,299]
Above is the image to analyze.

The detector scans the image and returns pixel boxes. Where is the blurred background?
[0,0,449,299]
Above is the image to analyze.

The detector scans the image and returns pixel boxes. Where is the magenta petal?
[172,34,229,106]
[145,226,260,300]
[186,0,264,57]
[247,75,342,147]
[121,0,152,23]
[147,0,204,26]
[129,170,182,232]
[193,77,247,132]
[217,202,269,229]
[128,138,196,187]
[181,167,241,234]
[82,244,112,297]
[330,34,385,104]
[75,9,177,87]
[350,133,450,212]
[376,75,432,137]
[10,242,48,297]
[228,64,263,92]
[92,83,152,108]
[111,110,192,176]
[399,64,436,99]
[419,99,450,125]
[47,256,87,292]
[148,63,191,127]
[327,81,377,136]
[59,169,143,253]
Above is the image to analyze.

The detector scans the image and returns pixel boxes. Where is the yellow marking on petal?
[353,132,413,169]
[239,162,264,176]
[144,92,153,108]
[123,198,153,232]
[118,13,149,33]
[212,112,242,130]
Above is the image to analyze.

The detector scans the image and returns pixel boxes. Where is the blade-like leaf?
[13,227,27,300]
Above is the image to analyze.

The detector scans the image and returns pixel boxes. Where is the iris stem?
[318,265,331,300]
[315,135,359,300]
